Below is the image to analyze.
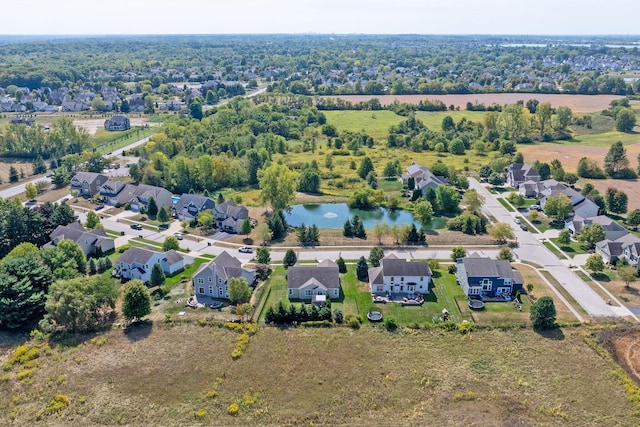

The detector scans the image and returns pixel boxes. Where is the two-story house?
[113,184,173,212]
[192,251,256,300]
[214,200,249,234]
[45,222,114,256]
[287,259,341,303]
[566,215,628,241]
[455,253,523,299]
[506,163,541,188]
[171,194,215,221]
[114,246,184,282]
[99,180,128,205]
[401,162,448,192]
[368,254,432,297]
[70,172,108,197]
[104,115,131,131]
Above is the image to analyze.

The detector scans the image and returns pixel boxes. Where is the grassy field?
[93,126,155,155]
[0,324,636,426]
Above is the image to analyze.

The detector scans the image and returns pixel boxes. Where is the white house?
[287,260,341,302]
[368,254,431,297]
[192,251,255,300]
[114,247,184,282]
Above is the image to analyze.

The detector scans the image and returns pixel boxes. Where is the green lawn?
[93,126,155,154]
[323,110,405,141]
[162,256,210,291]
[414,110,486,130]
[549,237,589,257]
[498,198,515,212]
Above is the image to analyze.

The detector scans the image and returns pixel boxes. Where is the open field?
[0,324,636,426]
[325,93,625,113]
[0,159,34,185]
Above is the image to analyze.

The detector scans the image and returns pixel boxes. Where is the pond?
[285,203,443,229]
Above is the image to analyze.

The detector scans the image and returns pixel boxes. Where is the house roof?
[215,200,248,220]
[596,240,623,257]
[509,163,540,182]
[461,256,523,284]
[572,215,626,234]
[49,223,113,255]
[164,249,184,265]
[71,172,107,185]
[100,180,127,195]
[194,250,250,283]
[173,194,215,212]
[379,255,432,277]
[116,246,156,265]
[405,162,448,190]
[288,260,340,289]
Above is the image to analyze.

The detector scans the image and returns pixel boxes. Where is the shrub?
[458,321,476,335]
[194,409,208,420]
[227,403,240,416]
[301,320,332,328]
[384,317,398,332]
[45,394,69,414]
[206,390,218,399]
[346,314,361,329]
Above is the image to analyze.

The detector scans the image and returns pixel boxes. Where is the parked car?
[174,233,183,240]
[95,204,105,210]
[45,173,53,178]
[61,197,70,204]
[238,246,253,253]
[130,223,143,230]
[520,224,528,231]
[514,218,521,224]
[530,205,541,211]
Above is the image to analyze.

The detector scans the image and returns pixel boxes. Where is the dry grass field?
[0,324,636,427]
[0,159,33,184]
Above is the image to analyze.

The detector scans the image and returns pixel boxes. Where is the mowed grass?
[0,324,635,426]
[323,110,404,140]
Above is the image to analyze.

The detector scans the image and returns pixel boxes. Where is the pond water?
[285,203,426,229]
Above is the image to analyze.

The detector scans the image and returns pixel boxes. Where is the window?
[209,286,213,294]
[376,285,383,292]
[305,289,312,296]
[198,278,204,284]
[420,277,423,281]
[482,283,491,291]
[198,287,204,294]
[208,276,212,282]
[390,277,394,282]
[288,289,293,295]
[401,277,404,282]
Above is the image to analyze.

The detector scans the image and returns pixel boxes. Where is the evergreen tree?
[356,256,369,282]
[150,263,166,287]
[343,219,354,237]
[157,206,170,223]
[283,249,297,268]
[89,258,97,275]
[296,223,308,245]
[336,256,347,274]
[147,197,158,218]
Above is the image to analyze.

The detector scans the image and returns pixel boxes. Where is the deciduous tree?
[228,277,251,304]
[149,263,166,287]
[488,222,514,243]
[122,280,151,324]
[259,163,298,212]
[85,210,101,229]
[162,236,180,252]
[530,296,556,330]
[585,253,605,274]
[283,249,297,268]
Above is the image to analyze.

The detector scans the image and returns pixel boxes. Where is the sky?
[4,0,639,36]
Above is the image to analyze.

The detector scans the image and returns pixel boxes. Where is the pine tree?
[89,258,97,275]
[343,219,354,237]
[147,197,158,218]
[356,256,369,282]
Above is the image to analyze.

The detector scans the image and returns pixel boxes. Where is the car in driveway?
[530,205,541,211]
[238,246,253,253]
[514,218,521,224]
[520,224,528,231]
[130,223,143,230]
[95,204,105,210]
[174,233,183,240]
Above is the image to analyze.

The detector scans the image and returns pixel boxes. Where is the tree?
[488,172,505,186]
[507,192,525,208]
[605,188,628,214]
[25,183,37,200]
[129,163,143,183]
[336,256,347,274]
[0,254,52,329]
[603,141,630,177]
[372,221,389,244]
[530,296,556,330]
[228,277,251,304]
[356,256,369,282]
[283,249,297,268]
[42,276,117,333]
[197,210,215,229]
[189,101,203,120]
[497,247,514,261]
[413,200,433,227]
[577,223,606,249]
[122,280,151,324]
[585,253,605,273]
[357,157,375,180]
[51,168,70,188]
[157,206,170,223]
[298,168,321,193]
[259,163,298,212]
[558,229,571,246]
[618,265,637,289]
[343,219,354,237]
[41,239,87,280]
[627,209,640,227]
[255,223,273,245]
[256,247,271,264]
[450,246,466,262]
[162,236,180,252]
[85,210,101,229]
[564,173,578,186]
[537,163,551,181]
[147,197,158,218]
[536,102,552,137]
[462,189,485,213]
[556,106,573,130]
[149,263,166,287]
[615,107,636,132]
[543,194,573,221]
[577,157,606,179]
[528,209,539,221]
[488,222,514,243]
[369,246,385,267]
[478,165,493,181]
[449,139,465,155]
[435,185,460,214]
[240,218,252,235]
[9,166,19,183]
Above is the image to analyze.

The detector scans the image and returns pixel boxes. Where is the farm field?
[0,324,636,426]
[325,93,627,113]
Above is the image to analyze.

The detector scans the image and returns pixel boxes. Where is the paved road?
[468,177,632,318]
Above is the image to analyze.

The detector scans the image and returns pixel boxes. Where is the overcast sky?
[4,0,639,35]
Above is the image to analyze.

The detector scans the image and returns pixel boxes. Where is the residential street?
[468,177,633,318]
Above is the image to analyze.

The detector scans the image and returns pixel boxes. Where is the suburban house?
[104,115,131,131]
[368,254,432,297]
[99,180,128,205]
[566,215,628,241]
[106,183,173,212]
[538,180,599,219]
[506,163,540,187]
[193,251,256,300]
[45,222,114,256]
[114,246,184,282]
[70,172,108,197]
[214,200,249,233]
[171,194,215,221]
[596,233,640,267]
[401,161,448,191]
[455,253,523,299]
[287,259,341,303]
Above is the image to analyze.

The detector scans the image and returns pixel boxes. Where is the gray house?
[596,233,640,267]
[104,115,131,131]
[401,162,448,192]
[506,163,540,187]
[566,215,628,241]
[111,184,172,212]
[114,246,184,282]
[70,172,108,197]
[193,251,256,300]
[172,194,215,221]
[214,200,249,233]
[368,254,432,297]
[287,260,341,303]
[455,253,523,299]
[46,222,115,256]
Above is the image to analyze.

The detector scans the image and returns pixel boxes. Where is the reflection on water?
[286,203,422,229]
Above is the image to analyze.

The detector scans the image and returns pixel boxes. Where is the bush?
[45,394,69,414]
[458,321,475,335]
[301,320,332,328]
[227,403,240,416]
[384,317,398,332]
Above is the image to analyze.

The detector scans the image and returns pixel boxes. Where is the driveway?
[468,178,632,318]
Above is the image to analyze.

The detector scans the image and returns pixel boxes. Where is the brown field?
[0,325,636,426]
[0,159,33,184]
[326,94,625,113]
[604,327,640,387]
